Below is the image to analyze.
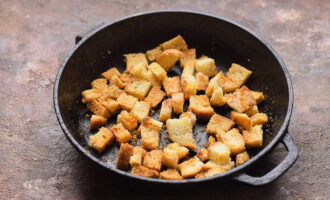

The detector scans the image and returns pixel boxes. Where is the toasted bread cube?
[203,160,234,171]
[91,78,108,90]
[116,143,134,170]
[89,115,107,131]
[162,148,179,168]
[110,123,132,143]
[131,101,150,123]
[148,62,167,81]
[116,93,138,111]
[120,71,133,84]
[210,86,226,107]
[160,169,183,180]
[205,135,216,148]
[81,89,103,103]
[89,127,114,153]
[160,35,188,51]
[166,117,197,149]
[159,99,172,122]
[143,150,163,171]
[195,72,209,91]
[195,56,217,77]
[217,72,240,93]
[87,100,110,118]
[188,95,214,120]
[226,63,252,86]
[245,105,259,116]
[101,67,121,80]
[251,91,265,104]
[117,110,138,131]
[178,157,204,178]
[218,128,245,155]
[180,48,196,68]
[227,86,256,112]
[236,151,250,166]
[97,96,119,115]
[179,112,196,126]
[208,142,231,165]
[124,53,148,72]
[130,146,147,167]
[156,49,182,72]
[109,75,125,89]
[163,76,182,97]
[141,117,163,150]
[147,70,163,87]
[181,61,196,77]
[223,93,233,102]
[124,78,151,100]
[181,74,197,99]
[167,143,189,159]
[251,113,268,126]
[195,167,226,178]
[215,130,226,141]
[144,87,166,108]
[197,148,209,162]
[207,114,234,135]
[102,85,124,99]
[171,92,184,114]
[131,62,148,79]
[243,125,263,148]
[131,165,159,178]
[205,77,217,97]
[146,46,163,62]
[230,111,252,130]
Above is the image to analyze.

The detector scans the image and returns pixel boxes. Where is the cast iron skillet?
[54,11,298,186]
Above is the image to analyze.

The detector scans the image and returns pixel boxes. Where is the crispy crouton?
[242,125,263,148]
[91,78,108,90]
[87,99,111,119]
[148,62,167,81]
[116,92,138,111]
[206,136,216,148]
[223,93,233,102]
[162,148,179,168]
[251,113,268,126]
[167,143,189,159]
[160,35,188,51]
[97,96,119,115]
[166,117,197,149]
[181,74,197,99]
[207,142,231,165]
[131,62,148,79]
[147,70,162,87]
[102,85,124,99]
[146,46,163,62]
[180,48,196,68]
[245,105,259,116]
[178,157,204,178]
[110,123,132,143]
[89,115,107,131]
[218,128,245,155]
[117,110,138,131]
[141,117,163,150]
[195,72,209,91]
[181,61,195,77]
[236,151,250,166]
[195,167,226,178]
[144,87,166,108]
[195,56,218,77]
[120,71,133,84]
[188,95,214,120]
[81,89,103,103]
[251,91,265,104]
[143,150,163,171]
[227,86,256,112]
[226,63,252,86]
[163,76,182,97]
[131,101,150,123]
[179,112,196,126]
[197,148,209,162]
[160,169,183,180]
[124,78,151,100]
[109,75,125,89]
[156,49,182,72]
[117,143,134,170]
[171,92,184,114]
[124,53,148,72]
[131,165,159,178]
[130,146,147,166]
[215,130,226,141]
[89,127,114,153]
[210,86,227,107]
[203,160,234,171]
[101,67,121,80]
[206,114,234,134]
[159,99,172,122]
[230,111,252,130]
[212,72,240,94]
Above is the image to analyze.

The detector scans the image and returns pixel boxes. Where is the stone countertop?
[0,0,329,199]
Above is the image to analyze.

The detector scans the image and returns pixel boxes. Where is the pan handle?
[233,133,298,186]
[75,22,105,44]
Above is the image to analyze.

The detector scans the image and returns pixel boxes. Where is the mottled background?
[0,0,329,199]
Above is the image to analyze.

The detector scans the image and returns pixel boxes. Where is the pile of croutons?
[81,35,268,180]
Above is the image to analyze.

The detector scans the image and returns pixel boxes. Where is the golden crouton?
[120,71,133,84]
[218,128,245,155]
[89,115,107,131]
[101,67,121,80]
[227,86,256,112]
[230,111,252,130]
[197,148,209,162]
[109,75,125,89]
[131,101,150,123]
[195,72,209,91]
[251,113,268,126]
[223,93,233,102]
[160,169,183,180]
[215,130,226,141]
[236,151,250,166]
[162,148,179,168]
[117,110,138,131]
[203,160,234,171]
[195,56,218,77]
[167,143,189,160]
[89,127,114,153]
[81,89,103,103]
[124,78,152,100]
[206,136,216,148]
[87,100,111,119]
[159,99,172,122]
[181,74,197,99]
[207,142,231,165]
[210,86,227,107]
[206,114,234,135]
[97,96,119,115]
[178,157,204,178]
[180,48,196,68]
[147,70,162,87]
[148,62,167,81]
[245,105,259,116]
[179,112,196,126]
[129,146,147,166]
[131,165,159,178]
[226,63,252,86]
[188,95,214,120]
[91,78,108,90]
[242,125,263,148]
[163,76,182,97]
[181,61,195,77]
[251,91,265,104]
[116,92,138,111]
[166,117,197,149]
[160,35,188,51]
[195,167,226,178]
[124,53,148,72]
[171,92,184,114]
[156,49,182,72]
[208,72,240,95]
[144,87,166,108]
[117,143,134,170]
[146,46,163,62]
[130,63,162,87]
[141,117,163,150]
[102,85,124,99]
[143,150,163,171]
[110,123,132,144]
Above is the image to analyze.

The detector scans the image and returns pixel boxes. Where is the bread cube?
[251,91,265,104]
[89,115,107,131]
[205,77,217,97]
[206,135,216,148]
[109,75,125,89]
[230,111,252,130]
[195,56,217,77]
[223,93,233,102]
[97,96,119,115]
[144,87,166,108]
[215,130,226,141]
[89,127,114,153]
[195,167,226,178]
[101,67,121,80]
[160,169,183,180]
[216,72,240,93]
[131,165,159,178]
[124,78,151,100]
[210,86,226,107]
[124,53,148,72]
[143,150,163,171]
[102,85,124,99]
[159,99,172,122]
[195,72,209,91]
[163,76,182,97]
[236,151,250,166]
[116,92,138,111]
[227,86,256,112]
[110,123,132,143]
[181,61,195,77]
[251,113,268,126]
[162,148,179,168]
[218,128,245,155]
[242,125,263,148]
[81,89,103,103]
[166,117,197,149]
[131,101,150,123]
[197,148,209,162]
[171,92,184,114]
[156,49,182,72]
[206,114,234,134]
[141,117,163,150]
[203,160,234,171]
[87,100,110,119]
[179,112,196,126]
[120,71,133,84]
[180,48,196,68]
[91,78,108,90]
[146,46,163,62]
[130,146,147,166]
[178,157,204,178]
[188,95,214,120]
[181,74,197,99]
[160,35,188,51]
[116,143,134,170]
[245,105,259,116]
[207,142,231,165]
[167,143,189,160]
[117,110,138,131]
[226,63,252,86]
[146,70,162,87]
[148,62,167,81]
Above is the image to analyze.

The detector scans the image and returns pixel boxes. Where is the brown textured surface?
[0,0,329,199]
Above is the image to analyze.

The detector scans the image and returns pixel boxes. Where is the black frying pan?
[54,11,298,186]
